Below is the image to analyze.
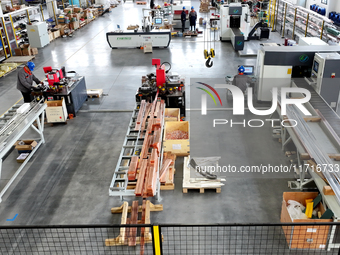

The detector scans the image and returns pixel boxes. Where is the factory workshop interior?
[3,0,340,254]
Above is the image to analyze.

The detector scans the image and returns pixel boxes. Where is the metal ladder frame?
[109,103,163,201]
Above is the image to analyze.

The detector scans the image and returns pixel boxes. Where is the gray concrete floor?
[0,1,295,226]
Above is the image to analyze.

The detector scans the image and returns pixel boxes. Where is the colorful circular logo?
[299,54,309,63]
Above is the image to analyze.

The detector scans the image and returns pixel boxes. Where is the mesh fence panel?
[0,225,154,255]
[160,224,340,255]
[0,223,340,254]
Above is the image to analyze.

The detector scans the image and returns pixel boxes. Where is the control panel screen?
[313,61,319,73]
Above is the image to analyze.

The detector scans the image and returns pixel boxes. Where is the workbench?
[106,29,171,49]
[45,76,87,117]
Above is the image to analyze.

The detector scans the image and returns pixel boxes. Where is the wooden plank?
[135,159,148,196]
[135,100,146,130]
[323,186,335,195]
[128,156,139,181]
[303,116,321,122]
[140,103,151,138]
[140,133,149,159]
[159,159,172,179]
[111,202,163,214]
[120,202,129,244]
[4,56,35,63]
[328,154,340,161]
[128,201,139,246]
[307,160,328,184]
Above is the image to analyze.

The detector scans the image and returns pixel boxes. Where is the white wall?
[305,0,336,17]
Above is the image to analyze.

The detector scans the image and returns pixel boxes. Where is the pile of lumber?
[128,98,168,197]
[200,0,210,13]
[105,200,163,254]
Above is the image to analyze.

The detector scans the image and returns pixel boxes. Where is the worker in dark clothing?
[181,7,186,33]
[17,61,43,103]
[189,6,197,32]
[232,66,252,93]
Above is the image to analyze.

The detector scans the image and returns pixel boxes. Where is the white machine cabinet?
[27,22,49,48]
[299,37,328,46]
[311,52,340,111]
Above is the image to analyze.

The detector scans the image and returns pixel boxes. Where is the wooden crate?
[280,192,332,249]
[164,108,180,122]
[163,121,190,156]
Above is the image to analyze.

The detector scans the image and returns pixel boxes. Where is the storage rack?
[269,0,340,43]
[109,103,164,201]
[3,6,44,51]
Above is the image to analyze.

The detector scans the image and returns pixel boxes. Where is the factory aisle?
[0,1,294,226]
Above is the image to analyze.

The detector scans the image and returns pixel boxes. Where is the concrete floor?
[0,1,295,226]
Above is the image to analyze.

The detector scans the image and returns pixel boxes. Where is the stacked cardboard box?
[199,0,210,13]
[14,44,31,56]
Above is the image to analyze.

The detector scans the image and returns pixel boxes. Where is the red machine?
[152,59,166,87]
[43,66,65,86]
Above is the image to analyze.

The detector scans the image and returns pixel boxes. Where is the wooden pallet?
[105,201,163,247]
[136,1,146,4]
[183,32,198,37]
[87,89,103,98]
[182,157,225,194]
[3,56,35,64]
[183,187,221,193]
[0,65,21,78]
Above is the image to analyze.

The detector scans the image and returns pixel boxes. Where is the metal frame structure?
[0,100,46,202]
[274,82,340,250]
[109,103,164,201]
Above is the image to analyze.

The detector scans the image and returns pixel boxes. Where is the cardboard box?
[281,192,332,249]
[14,48,22,56]
[55,24,68,35]
[64,7,73,14]
[30,47,38,55]
[163,121,190,156]
[22,45,31,56]
[15,140,38,151]
[53,30,60,39]
[16,153,29,163]
[69,21,79,30]
[199,17,204,25]
[164,108,180,121]
[48,32,54,42]
[45,98,68,123]
[72,13,81,21]
[73,7,83,13]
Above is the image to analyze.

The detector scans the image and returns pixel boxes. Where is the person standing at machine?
[189,6,197,32]
[181,7,187,33]
[17,61,43,103]
[232,66,252,93]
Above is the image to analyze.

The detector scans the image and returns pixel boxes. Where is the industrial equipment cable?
[161,61,171,73]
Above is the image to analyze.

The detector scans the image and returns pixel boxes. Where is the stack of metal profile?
[0,100,44,153]
[283,101,340,205]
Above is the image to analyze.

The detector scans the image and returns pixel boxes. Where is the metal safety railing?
[1,222,340,254]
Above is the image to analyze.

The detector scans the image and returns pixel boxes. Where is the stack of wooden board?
[127,98,168,197]
[105,200,163,253]
[199,0,210,13]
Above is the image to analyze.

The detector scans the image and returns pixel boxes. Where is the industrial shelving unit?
[3,6,44,52]
[269,0,340,43]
